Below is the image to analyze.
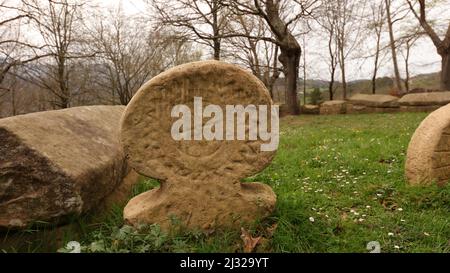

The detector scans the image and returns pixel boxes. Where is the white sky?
[97,0,146,14]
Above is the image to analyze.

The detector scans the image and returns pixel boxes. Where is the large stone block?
[346,104,400,114]
[405,103,450,186]
[348,94,399,108]
[300,104,320,115]
[0,106,130,229]
[320,100,347,115]
[399,105,441,112]
[399,91,450,106]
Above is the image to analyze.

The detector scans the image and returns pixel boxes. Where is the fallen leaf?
[240,227,262,253]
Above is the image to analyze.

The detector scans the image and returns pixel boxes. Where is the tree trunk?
[372,34,381,94]
[339,53,347,99]
[341,67,347,99]
[213,38,220,61]
[57,54,69,109]
[212,0,220,60]
[257,0,301,115]
[11,88,16,116]
[404,41,411,92]
[267,45,280,99]
[302,35,306,105]
[371,73,377,94]
[329,57,336,100]
[279,48,301,115]
[327,29,336,101]
[267,83,274,99]
[337,37,347,99]
[329,76,334,101]
[407,0,450,90]
[303,75,306,106]
[442,53,450,90]
[385,0,404,93]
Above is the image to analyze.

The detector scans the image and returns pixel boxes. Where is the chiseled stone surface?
[399,105,441,113]
[0,106,129,229]
[319,100,347,115]
[121,60,277,231]
[405,103,450,186]
[301,104,320,115]
[348,94,399,108]
[346,104,400,114]
[399,91,450,106]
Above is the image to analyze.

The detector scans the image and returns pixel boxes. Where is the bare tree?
[317,0,367,99]
[327,37,338,100]
[407,0,450,90]
[87,9,162,105]
[20,0,87,109]
[4,70,29,116]
[317,1,339,100]
[229,0,319,115]
[86,7,202,105]
[1,1,29,89]
[398,23,423,92]
[385,0,410,93]
[0,65,46,117]
[0,1,50,88]
[301,32,307,105]
[401,35,419,92]
[151,0,229,60]
[368,0,386,94]
[333,0,367,99]
[224,14,280,98]
[261,38,281,97]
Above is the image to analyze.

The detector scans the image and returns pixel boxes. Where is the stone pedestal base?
[124,180,276,231]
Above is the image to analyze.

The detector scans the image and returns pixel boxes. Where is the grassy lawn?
[2,112,450,253]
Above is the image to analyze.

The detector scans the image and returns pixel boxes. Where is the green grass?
[262,113,450,253]
[2,112,450,253]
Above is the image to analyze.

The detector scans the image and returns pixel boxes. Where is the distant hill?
[407,72,441,90]
[343,72,441,96]
[272,72,441,103]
